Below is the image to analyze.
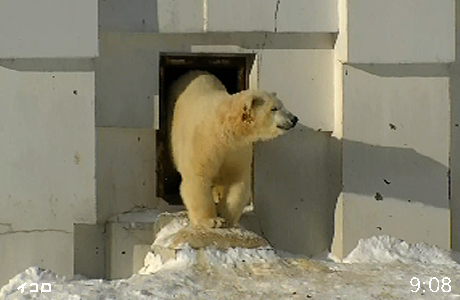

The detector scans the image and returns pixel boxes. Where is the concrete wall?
[96,128,157,222]
[98,0,338,33]
[450,2,460,252]
[92,31,339,258]
[254,49,340,255]
[85,0,337,279]
[0,0,97,58]
[0,60,96,285]
[335,65,451,257]
[206,0,337,33]
[332,0,455,258]
[254,127,341,256]
[2,0,457,283]
[0,0,97,286]
[258,50,334,131]
[340,0,455,63]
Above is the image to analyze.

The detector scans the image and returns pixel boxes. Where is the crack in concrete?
[0,229,71,236]
[0,222,13,233]
[274,0,281,33]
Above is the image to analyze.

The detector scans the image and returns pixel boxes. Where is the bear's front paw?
[193,217,228,229]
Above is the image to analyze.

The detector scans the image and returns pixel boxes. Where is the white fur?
[170,71,297,228]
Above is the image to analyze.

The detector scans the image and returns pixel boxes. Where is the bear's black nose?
[291,116,299,126]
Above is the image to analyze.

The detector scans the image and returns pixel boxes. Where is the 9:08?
[410,277,451,293]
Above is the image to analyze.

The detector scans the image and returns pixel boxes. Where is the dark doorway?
[156,53,255,204]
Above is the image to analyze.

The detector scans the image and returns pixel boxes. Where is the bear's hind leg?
[180,176,227,228]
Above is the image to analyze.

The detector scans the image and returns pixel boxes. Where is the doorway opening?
[156,53,255,204]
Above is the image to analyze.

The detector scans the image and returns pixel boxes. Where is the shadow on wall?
[254,124,448,256]
[254,124,341,257]
[99,0,160,33]
[448,0,460,251]
[342,140,448,209]
[0,58,94,72]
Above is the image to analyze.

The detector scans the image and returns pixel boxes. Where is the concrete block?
[335,0,348,63]
[335,64,450,257]
[99,0,204,33]
[0,0,97,58]
[276,0,338,33]
[342,64,450,165]
[158,0,204,32]
[106,222,154,279]
[0,64,96,229]
[451,65,460,251]
[254,126,341,256]
[449,3,460,251]
[133,245,152,274]
[96,38,158,127]
[239,211,263,236]
[97,128,157,222]
[74,224,105,279]
[345,0,455,63]
[0,231,73,287]
[207,0,338,33]
[258,50,334,131]
[339,192,450,258]
[207,0,277,32]
[99,0,160,33]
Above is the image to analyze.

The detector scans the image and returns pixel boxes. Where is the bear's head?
[233,90,298,142]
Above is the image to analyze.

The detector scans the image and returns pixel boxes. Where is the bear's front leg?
[180,176,227,228]
[217,179,251,227]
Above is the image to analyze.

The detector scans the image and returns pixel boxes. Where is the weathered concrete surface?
[150,212,270,263]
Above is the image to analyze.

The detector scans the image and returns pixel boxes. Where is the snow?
[151,212,268,249]
[152,212,190,248]
[2,235,460,300]
[343,235,460,265]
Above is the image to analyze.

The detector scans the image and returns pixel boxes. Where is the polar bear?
[170,71,298,228]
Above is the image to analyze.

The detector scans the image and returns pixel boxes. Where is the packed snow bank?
[343,235,460,265]
[0,267,64,298]
[2,235,460,300]
[140,245,279,275]
[152,212,268,249]
[140,213,277,274]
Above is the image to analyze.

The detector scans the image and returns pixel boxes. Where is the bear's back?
[169,71,230,170]
[169,71,227,102]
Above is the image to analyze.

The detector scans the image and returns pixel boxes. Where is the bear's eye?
[271,107,279,112]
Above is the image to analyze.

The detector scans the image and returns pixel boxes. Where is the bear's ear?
[251,96,264,108]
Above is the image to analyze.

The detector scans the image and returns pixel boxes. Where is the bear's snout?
[277,114,298,130]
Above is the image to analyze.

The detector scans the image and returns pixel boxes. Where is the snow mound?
[0,267,62,298]
[153,212,267,249]
[344,235,460,265]
[140,245,279,275]
[152,212,190,248]
[140,215,276,274]
[4,235,460,300]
